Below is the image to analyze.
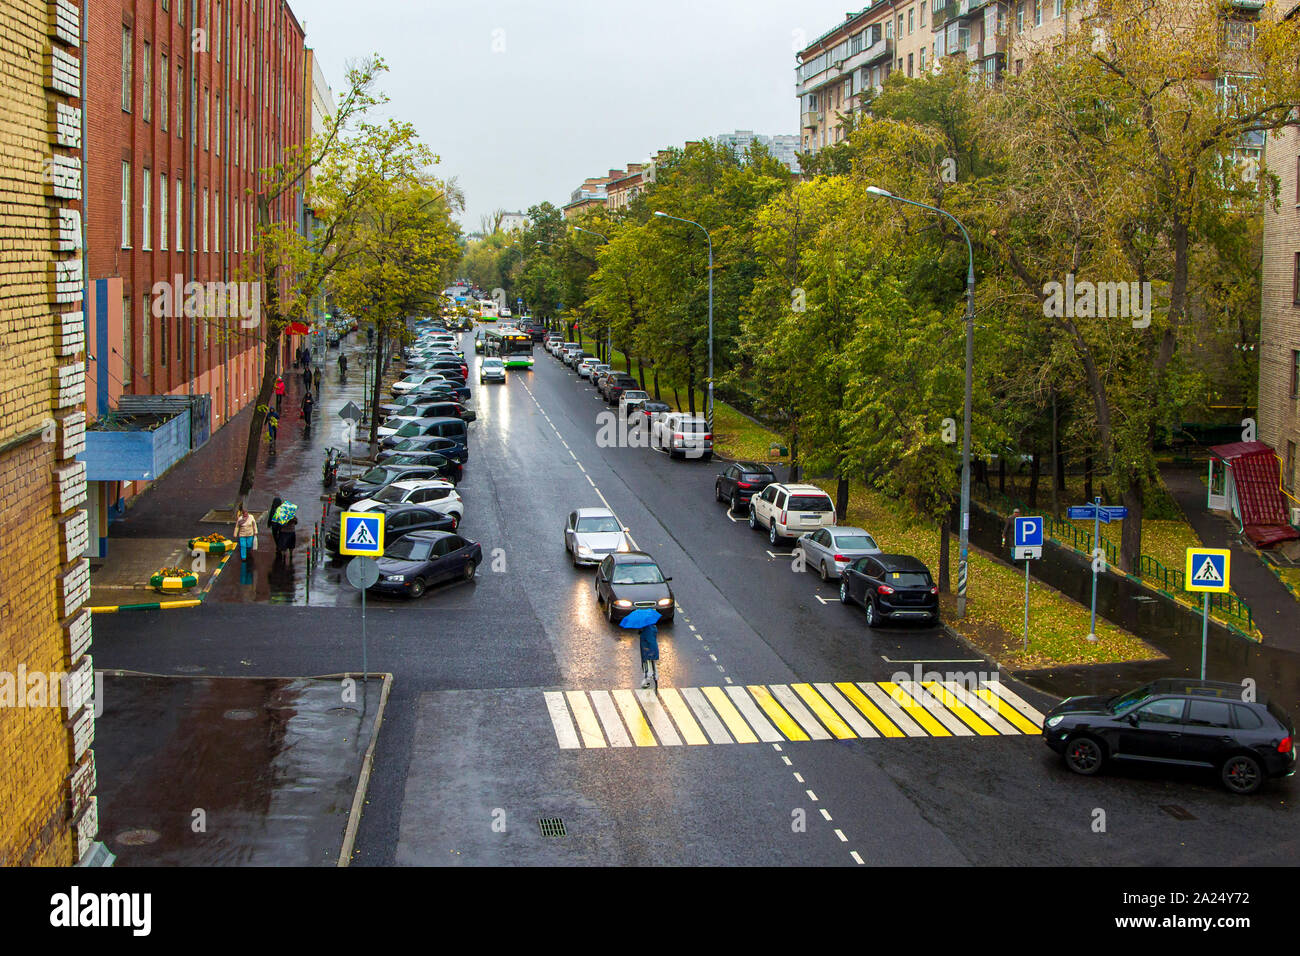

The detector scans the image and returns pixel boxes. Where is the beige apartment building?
[1260,119,1300,500]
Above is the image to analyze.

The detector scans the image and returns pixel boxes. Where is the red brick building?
[83,0,307,518]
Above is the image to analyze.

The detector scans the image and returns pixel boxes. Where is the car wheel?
[715,483,724,503]
[1064,735,1105,776]
[463,560,477,582]
[839,579,850,604]
[819,561,829,582]
[450,513,460,530]
[408,578,427,599]
[748,507,758,530]
[730,494,740,514]
[606,601,616,623]
[769,522,779,546]
[701,453,712,463]
[864,598,879,628]
[1221,754,1263,795]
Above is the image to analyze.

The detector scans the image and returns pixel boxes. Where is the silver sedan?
[564,507,633,567]
[795,526,882,581]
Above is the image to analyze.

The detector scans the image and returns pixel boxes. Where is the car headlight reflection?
[657,598,674,607]
[1045,715,1063,728]
[614,599,633,608]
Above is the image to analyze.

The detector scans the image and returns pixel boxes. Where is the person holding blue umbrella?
[618,607,661,688]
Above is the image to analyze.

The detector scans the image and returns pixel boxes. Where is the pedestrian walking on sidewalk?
[638,623,660,688]
[234,504,258,560]
[302,390,315,426]
[266,407,279,443]
[338,352,347,376]
[313,366,321,395]
[267,496,284,559]
[1002,507,1022,551]
[302,365,312,392]
[274,375,285,412]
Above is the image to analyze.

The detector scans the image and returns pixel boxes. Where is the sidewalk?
[1161,464,1300,653]
[90,337,386,607]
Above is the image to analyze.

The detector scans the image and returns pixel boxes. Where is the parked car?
[553,340,578,358]
[594,551,675,624]
[324,502,455,552]
[636,400,671,427]
[602,372,640,404]
[714,462,777,512]
[377,403,473,437]
[794,526,882,581]
[376,434,467,465]
[378,450,462,484]
[404,381,471,403]
[577,356,599,379]
[334,463,447,508]
[748,482,835,544]
[479,357,506,383]
[426,358,469,381]
[350,479,464,526]
[1044,679,1296,795]
[838,553,939,627]
[587,362,611,384]
[563,507,632,567]
[391,371,450,396]
[371,530,482,598]
[618,390,651,418]
[651,412,713,461]
[379,416,470,453]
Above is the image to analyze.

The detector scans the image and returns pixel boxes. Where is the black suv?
[603,372,639,404]
[715,462,777,512]
[838,553,939,627]
[1044,679,1296,794]
[323,502,455,553]
[335,464,445,508]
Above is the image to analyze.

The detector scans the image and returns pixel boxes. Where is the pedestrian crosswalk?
[544,680,1044,749]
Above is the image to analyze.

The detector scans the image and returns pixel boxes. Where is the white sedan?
[350,479,464,527]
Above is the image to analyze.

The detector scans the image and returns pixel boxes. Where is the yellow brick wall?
[0,0,77,867]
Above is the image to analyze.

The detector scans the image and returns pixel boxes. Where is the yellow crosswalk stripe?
[878,682,951,736]
[747,685,809,741]
[792,683,856,739]
[978,681,1045,730]
[703,686,760,743]
[835,682,904,737]
[634,689,683,745]
[612,689,658,746]
[975,685,1042,733]
[932,680,1019,735]
[922,682,999,736]
[565,691,606,748]
[657,687,709,745]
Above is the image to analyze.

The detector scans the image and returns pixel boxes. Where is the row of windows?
[120,161,263,254]
[119,293,255,389]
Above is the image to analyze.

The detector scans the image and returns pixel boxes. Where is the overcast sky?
[290,0,855,231]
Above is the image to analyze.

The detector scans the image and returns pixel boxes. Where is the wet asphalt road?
[95,329,1297,866]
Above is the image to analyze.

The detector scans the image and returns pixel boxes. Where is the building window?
[123,296,133,391]
[215,2,222,60]
[160,53,169,131]
[121,162,131,248]
[1294,253,1300,305]
[1015,58,1024,74]
[203,188,210,253]
[920,46,927,70]
[897,14,904,38]
[1055,0,1063,16]
[177,64,184,138]
[176,181,184,252]
[140,294,150,377]
[215,94,221,155]
[1017,2,1025,31]
[909,8,915,34]
[1286,442,1298,492]
[142,41,152,122]
[908,52,914,77]
[1034,0,1042,26]
[160,174,169,251]
[1292,349,1300,396]
[921,0,927,27]
[214,191,220,252]
[204,87,210,151]
[142,168,151,250]
[160,305,168,367]
[121,26,133,112]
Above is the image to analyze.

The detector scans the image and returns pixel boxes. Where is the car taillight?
[878,584,895,594]
[737,481,752,489]
[1280,736,1293,754]
[780,510,787,524]
[674,433,684,440]
[833,554,847,562]
[703,433,712,440]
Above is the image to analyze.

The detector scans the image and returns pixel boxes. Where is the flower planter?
[188,535,235,554]
[149,570,199,593]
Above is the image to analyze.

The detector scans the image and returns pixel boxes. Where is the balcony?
[860,35,893,66]
[801,110,824,130]
[934,0,991,29]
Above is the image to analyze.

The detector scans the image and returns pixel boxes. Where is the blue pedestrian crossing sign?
[1013,515,1043,560]
[340,511,385,557]
[1184,548,1230,593]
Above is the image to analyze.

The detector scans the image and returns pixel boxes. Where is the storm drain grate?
[538,817,567,837]
[1160,804,1197,821]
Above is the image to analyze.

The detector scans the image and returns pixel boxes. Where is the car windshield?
[834,534,878,550]
[577,516,621,533]
[612,563,665,585]
[374,486,408,503]
[360,467,390,484]
[385,538,432,561]
[623,391,648,401]
[483,359,503,366]
[885,570,932,587]
[396,423,422,437]
[789,495,833,511]
[1107,683,1156,714]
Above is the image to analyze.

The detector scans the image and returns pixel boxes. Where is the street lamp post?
[653,211,713,431]
[865,186,976,618]
[573,226,610,361]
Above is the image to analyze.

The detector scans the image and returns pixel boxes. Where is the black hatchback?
[1044,678,1296,794]
[838,553,939,627]
[715,462,777,511]
[334,463,446,508]
[379,451,462,484]
[323,502,456,553]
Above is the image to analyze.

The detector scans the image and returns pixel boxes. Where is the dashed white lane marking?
[793,772,804,783]
[780,756,792,766]
[806,790,818,802]
[835,829,847,842]
[820,809,832,822]
[851,851,864,865]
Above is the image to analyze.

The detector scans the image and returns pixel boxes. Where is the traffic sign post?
[1013,516,1044,650]
[345,556,381,682]
[1185,547,1230,680]
[338,401,362,469]
[1067,497,1127,642]
[340,511,384,557]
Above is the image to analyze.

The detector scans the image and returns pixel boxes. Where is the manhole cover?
[115,828,161,846]
[1160,804,1196,821]
[223,708,258,721]
[539,817,567,838]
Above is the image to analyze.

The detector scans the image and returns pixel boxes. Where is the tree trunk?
[835,475,849,524]
[938,510,952,592]
[672,386,681,411]
[237,254,284,500]
[636,357,646,391]
[652,368,661,401]
[686,365,696,416]
[998,455,1006,495]
[1084,454,1093,501]
[789,428,800,483]
[367,324,388,454]
[1120,479,1143,573]
[1029,447,1040,508]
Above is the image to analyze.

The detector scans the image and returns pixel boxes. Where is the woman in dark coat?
[302,390,314,426]
[268,497,284,559]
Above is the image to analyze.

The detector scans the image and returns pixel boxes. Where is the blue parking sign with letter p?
[1014,516,1044,548]
[340,511,385,557]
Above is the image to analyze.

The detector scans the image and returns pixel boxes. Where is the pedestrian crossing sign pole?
[340,511,384,557]
[1184,547,1230,681]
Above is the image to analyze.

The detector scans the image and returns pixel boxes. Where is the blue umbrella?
[617,608,661,630]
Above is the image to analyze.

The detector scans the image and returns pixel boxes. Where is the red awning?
[1209,441,1299,546]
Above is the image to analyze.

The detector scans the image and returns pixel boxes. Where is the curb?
[337,671,393,867]
[90,547,235,614]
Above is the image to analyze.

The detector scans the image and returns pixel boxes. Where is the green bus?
[484,328,534,369]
